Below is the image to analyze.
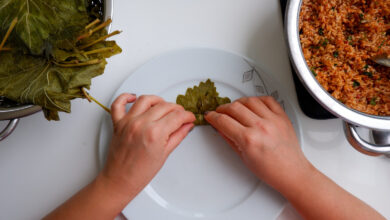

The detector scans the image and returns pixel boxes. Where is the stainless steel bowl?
[285,0,390,155]
[0,0,113,141]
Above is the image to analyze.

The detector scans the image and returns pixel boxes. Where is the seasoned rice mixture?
[299,0,390,116]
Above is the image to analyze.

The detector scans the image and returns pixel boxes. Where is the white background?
[0,0,389,219]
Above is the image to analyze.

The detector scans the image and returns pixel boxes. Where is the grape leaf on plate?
[176,79,231,125]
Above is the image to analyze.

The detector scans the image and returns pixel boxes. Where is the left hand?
[43,94,195,220]
[100,93,196,199]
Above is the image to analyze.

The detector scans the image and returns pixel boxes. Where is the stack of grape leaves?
[0,0,121,120]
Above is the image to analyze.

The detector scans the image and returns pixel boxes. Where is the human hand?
[100,93,196,200]
[205,96,312,191]
[45,97,383,220]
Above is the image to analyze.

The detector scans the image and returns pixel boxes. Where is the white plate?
[99,48,302,220]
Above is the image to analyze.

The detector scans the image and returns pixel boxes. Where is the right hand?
[205,96,312,190]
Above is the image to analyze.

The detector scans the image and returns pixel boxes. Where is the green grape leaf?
[0,0,89,55]
[0,51,103,120]
[0,0,122,121]
[0,32,122,120]
[176,79,231,125]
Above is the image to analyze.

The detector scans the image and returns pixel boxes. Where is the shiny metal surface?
[105,0,113,31]
[344,122,390,155]
[0,119,19,141]
[0,96,42,120]
[0,105,42,121]
[373,54,390,68]
[285,0,390,130]
[372,130,390,146]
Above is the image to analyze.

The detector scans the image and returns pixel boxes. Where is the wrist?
[94,172,138,206]
[271,158,319,199]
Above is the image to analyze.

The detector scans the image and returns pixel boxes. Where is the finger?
[141,102,184,121]
[111,93,137,124]
[216,101,260,127]
[236,97,274,119]
[220,132,243,157]
[127,95,164,118]
[258,96,285,115]
[204,111,245,146]
[165,123,194,154]
[157,110,196,135]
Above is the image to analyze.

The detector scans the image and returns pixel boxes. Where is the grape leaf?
[0,0,122,121]
[176,79,231,125]
[0,31,122,120]
[0,0,89,55]
[0,51,101,120]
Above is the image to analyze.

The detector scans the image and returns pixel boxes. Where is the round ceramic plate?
[99,48,302,220]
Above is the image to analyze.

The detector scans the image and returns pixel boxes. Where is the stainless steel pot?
[0,0,114,141]
[285,0,390,155]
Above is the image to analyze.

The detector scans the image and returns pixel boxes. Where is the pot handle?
[343,122,390,155]
[0,119,19,141]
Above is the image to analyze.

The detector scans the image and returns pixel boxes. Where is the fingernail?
[204,111,210,116]
[130,93,136,96]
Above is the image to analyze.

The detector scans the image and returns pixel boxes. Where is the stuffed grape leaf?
[176,79,231,125]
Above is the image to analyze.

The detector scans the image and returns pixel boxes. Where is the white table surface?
[0,0,389,219]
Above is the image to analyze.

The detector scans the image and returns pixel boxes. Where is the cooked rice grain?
[300,0,390,116]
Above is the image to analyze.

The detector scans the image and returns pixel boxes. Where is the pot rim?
[285,0,390,131]
[0,105,42,120]
[0,0,114,121]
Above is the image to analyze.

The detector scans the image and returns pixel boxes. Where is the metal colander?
[0,96,22,108]
[0,99,41,141]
